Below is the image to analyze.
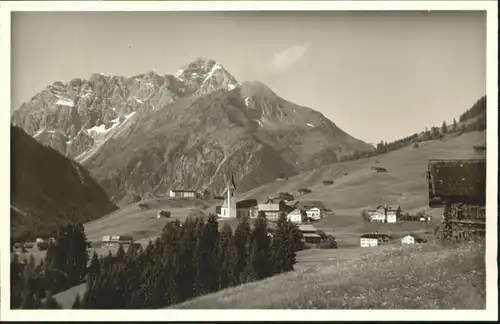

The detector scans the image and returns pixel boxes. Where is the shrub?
[318,235,337,249]
[361,210,371,223]
[413,143,419,149]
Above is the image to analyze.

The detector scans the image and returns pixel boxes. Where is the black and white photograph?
[1,1,497,321]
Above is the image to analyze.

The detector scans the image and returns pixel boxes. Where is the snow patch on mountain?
[34,129,45,138]
[306,123,315,127]
[55,97,74,107]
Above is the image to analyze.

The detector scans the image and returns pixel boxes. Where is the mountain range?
[11,57,373,205]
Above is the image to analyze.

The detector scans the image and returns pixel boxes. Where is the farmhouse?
[306,207,323,221]
[386,205,402,223]
[195,189,211,200]
[286,207,307,224]
[258,203,281,221]
[236,199,259,219]
[367,206,386,223]
[420,215,432,222]
[297,224,322,244]
[359,233,391,247]
[102,235,134,247]
[371,166,388,173]
[169,189,197,198]
[401,234,427,245]
[367,205,402,223]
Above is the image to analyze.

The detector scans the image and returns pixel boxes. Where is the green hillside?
[237,131,486,215]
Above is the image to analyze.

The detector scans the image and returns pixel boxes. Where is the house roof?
[171,189,196,193]
[298,224,317,232]
[258,203,280,212]
[360,233,391,239]
[302,233,322,238]
[236,199,258,209]
[403,234,427,242]
[428,159,486,202]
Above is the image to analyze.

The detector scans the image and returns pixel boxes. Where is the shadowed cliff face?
[11,58,373,204]
[10,125,118,241]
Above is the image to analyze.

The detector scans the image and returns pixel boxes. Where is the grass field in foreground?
[171,240,486,309]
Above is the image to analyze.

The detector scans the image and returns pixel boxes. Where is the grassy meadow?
[172,240,486,309]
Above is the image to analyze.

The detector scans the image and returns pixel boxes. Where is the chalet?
[359,233,391,247]
[196,189,211,200]
[297,224,322,244]
[169,189,196,199]
[286,207,307,224]
[102,235,134,247]
[401,234,427,245]
[371,166,388,173]
[420,215,432,222]
[367,206,386,223]
[367,205,401,223]
[257,203,282,221]
[386,205,402,223]
[276,173,289,181]
[267,194,294,203]
[236,199,259,219]
[306,207,323,221]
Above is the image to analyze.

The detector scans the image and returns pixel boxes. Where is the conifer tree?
[218,223,237,289]
[175,217,198,302]
[194,214,220,296]
[116,244,126,261]
[452,118,458,132]
[246,214,272,280]
[233,215,252,283]
[441,120,448,134]
[87,251,101,287]
[270,212,288,274]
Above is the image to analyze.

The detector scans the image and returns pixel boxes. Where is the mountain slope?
[10,125,118,241]
[236,130,486,215]
[11,57,372,204]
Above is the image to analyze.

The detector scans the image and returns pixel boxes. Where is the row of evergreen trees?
[339,95,487,163]
[11,223,90,309]
[11,212,303,309]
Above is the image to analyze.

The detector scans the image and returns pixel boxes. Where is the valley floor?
[11,131,487,309]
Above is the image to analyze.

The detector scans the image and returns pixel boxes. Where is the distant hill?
[11,57,372,204]
[10,125,118,242]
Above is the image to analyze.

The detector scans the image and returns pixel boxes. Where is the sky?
[11,10,486,144]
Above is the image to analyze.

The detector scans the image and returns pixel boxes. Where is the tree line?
[10,212,303,309]
[339,95,487,163]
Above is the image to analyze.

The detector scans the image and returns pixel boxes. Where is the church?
[218,174,237,218]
